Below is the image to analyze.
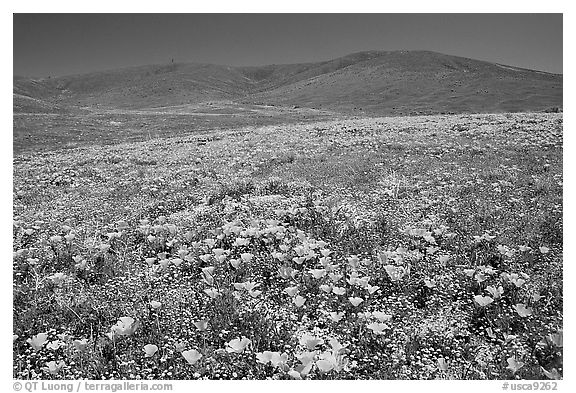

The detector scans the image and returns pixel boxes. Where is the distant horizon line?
[13,49,564,80]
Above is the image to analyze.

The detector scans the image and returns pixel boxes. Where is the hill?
[243,51,563,115]
[14,50,562,117]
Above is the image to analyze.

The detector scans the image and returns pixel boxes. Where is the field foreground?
[13,113,563,380]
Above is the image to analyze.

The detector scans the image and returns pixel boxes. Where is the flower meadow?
[13,113,562,380]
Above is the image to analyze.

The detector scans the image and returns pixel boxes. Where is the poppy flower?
[42,360,65,375]
[27,332,48,350]
[309,269,326,279]
[226,337,251,353]
[143,344,158,357]
[299,334,324,350]
[328,311,344,322]
[372,312,392,322]
[513,304,533,317]
[284,286,299,297]
[367,322,389,335]
[182,349,202,365]
[473,295,494,307]
[73,338,88,352]
[110,317,139,337]
[193,320,208,331]
[506,357,524,374]
[332,287,346,296]
[293,295,306,308]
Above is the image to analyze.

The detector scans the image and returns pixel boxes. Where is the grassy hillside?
[245,51,562,115]
[46,63,255,109]
[13,77,67,113]
[14,51,562,116]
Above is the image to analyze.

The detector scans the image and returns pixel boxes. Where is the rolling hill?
[13,50,562,116]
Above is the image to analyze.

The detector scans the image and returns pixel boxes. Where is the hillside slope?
[45,63,255,109]
[13,77,67,113]
[243,51,562,115]
[14,50,562,115]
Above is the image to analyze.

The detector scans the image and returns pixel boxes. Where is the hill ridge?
[14,50,562,115]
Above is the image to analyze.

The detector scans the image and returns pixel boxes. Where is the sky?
[13,14,563,77]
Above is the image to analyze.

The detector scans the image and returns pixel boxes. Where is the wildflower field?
[12,112,563,380]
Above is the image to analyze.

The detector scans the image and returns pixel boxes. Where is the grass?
[12,112,562,380]
[13,104,336,154]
